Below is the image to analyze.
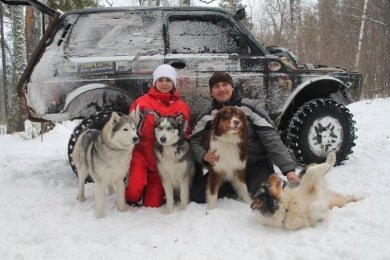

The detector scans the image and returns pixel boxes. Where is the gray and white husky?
[72,111,139,218]
[154,113,195,214]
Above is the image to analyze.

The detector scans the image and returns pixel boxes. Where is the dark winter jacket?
[190,90,299,175]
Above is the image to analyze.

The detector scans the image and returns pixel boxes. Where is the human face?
[210,82,234,103]
[155,77,174,93]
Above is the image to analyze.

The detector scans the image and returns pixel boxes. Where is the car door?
[164,11,267,117]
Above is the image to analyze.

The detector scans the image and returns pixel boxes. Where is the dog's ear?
[212,110,222,135]
[110,112,121,125]
[129,104,141,126]
[151,110,160,122]
[240,109,248,134]
[268,174,283,200]
[250,196,263,210]
[175,113,184,124]
[175,113,188,133]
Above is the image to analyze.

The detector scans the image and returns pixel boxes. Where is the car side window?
[168,15,251,55]
[67,11,164,57]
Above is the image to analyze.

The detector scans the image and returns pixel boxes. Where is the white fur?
[210,135,246,180]
[72,112,139,218]
[226,115,242,134]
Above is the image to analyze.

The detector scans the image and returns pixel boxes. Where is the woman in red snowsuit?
[125,64,191,207]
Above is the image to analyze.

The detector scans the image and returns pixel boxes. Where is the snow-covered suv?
[7,1,362,165]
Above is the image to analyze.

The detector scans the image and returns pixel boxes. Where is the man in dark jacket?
[190,71,300,203]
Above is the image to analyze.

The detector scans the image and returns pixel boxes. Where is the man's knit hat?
[209,71,234,90]
[153,64,177,87]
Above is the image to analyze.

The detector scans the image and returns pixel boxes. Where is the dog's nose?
[160,136,166,143]
[132,137,139,143]
[233,119,240,126]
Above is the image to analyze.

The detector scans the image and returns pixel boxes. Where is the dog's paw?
[77,195,86,202]
[347,195,363,203]
[179,202,188,211]
[117,203,128,212]
[94,211,105,219]
[207,204,216,211]
[163,207,173,215]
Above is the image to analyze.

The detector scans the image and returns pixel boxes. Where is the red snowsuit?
[125,86,191,207]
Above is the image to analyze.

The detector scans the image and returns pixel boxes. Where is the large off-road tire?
[67,111,114,182]
[286,98,357,165]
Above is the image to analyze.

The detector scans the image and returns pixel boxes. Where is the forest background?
[0,0,388,132]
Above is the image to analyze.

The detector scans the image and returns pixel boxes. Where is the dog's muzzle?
[132,137,139,144]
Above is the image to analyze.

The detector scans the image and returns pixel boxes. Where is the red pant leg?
[143,171,165,207]
[125,150,147,203]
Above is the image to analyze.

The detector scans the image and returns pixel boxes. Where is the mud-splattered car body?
[18,6,361,121]
[11,3,362,164]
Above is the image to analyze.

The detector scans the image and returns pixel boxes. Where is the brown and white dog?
[202,106,251,210]
[250,151,359,230]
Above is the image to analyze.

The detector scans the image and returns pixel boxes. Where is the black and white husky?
[154,113,195,214]
[72,111,139,218]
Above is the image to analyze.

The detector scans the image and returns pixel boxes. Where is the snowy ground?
[1,98,390,260]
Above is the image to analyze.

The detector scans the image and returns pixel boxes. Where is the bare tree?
[289,0,303,58]
[8,5,26,132]
[246,0,255,25]
[198,0,217,4]
[137,0,148,6]
[180,0,190,6]
[354,0,368,70]
[105,0,113,7]
[148,0,161,6]
[263,0,290,46]
[25,6,42,61]
[0,3,9,121]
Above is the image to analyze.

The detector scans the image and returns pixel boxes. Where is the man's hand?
[286,171,300,182]
[203,149,220,166]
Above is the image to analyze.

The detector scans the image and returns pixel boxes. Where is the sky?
[0,97,389,259]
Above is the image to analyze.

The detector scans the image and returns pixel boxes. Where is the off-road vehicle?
[3,0,362,168]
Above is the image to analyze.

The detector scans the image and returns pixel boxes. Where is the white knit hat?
[153,64,177,87]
